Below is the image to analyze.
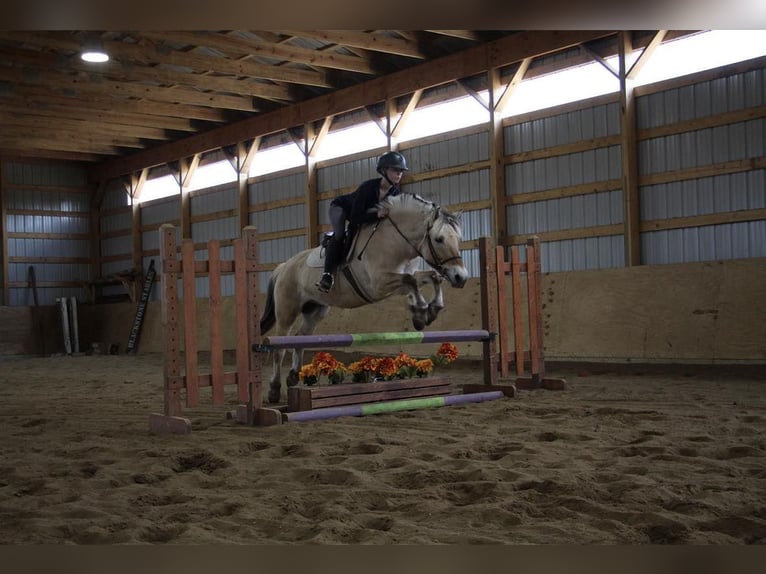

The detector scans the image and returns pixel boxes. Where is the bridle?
[385,207,463,279]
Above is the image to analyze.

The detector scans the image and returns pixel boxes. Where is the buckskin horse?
[259,193,468,403]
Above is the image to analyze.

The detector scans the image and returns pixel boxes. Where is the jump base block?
[148,413,192,435]
[287,376,452,412]
[515,377,567,391]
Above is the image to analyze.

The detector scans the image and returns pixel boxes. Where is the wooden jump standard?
[148,224,281,434]
[471,235,567,395]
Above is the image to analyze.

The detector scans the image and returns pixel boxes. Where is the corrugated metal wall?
[3,161,91,305]
[190,183,239,298]
[504,101,625,271]
[249,170,308,291]
[140,196,179,302]
[637,67,766,263]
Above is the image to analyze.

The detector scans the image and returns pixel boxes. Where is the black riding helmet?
[376,151,409,175]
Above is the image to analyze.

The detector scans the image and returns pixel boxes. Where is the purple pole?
[283,390,504,423]
[258,329,491,351]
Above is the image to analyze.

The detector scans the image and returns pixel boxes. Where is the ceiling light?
[80,37,109,63]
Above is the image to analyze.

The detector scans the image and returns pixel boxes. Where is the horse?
[259,192,468,403]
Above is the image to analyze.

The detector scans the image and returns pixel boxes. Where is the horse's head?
[382,193,468,287]
[427,204,468,288]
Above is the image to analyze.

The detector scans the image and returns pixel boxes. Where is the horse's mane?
[380,193,462,234]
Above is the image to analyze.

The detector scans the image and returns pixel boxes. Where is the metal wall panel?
[100,184,131,211]
[257,236,308,265]
[191,216,239,243]
[639,119,764,175]
[190,184,238,215]
[141,197,180,226]
[249,171,307,203]
[540,236,625,272]
[406,169,491,206]
[505,102,621,154]
[5,161,87,186]
[403,130,489,172]
[636,65,765,264]
[251,204,306,233]
[502,99,625,272]
[506,145,622,194]
[317,156,377,192]
[100,211,132,234]
[4,161,91,305]
[508,190,623,235]
[637,68,764,129]
[642,222,766,264]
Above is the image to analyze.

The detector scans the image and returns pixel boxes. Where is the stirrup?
[316,272,334,293]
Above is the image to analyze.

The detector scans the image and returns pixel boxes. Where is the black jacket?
[330,177,401,239]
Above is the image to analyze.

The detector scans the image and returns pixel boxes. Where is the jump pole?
[283,391,505,423]
[256,329,491,351]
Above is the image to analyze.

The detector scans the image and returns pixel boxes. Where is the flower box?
[287,376,452,412]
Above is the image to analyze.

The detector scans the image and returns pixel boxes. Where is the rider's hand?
[377,207,389,219]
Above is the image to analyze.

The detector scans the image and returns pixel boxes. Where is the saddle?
[306,231,353,268]
[321,230,355,262]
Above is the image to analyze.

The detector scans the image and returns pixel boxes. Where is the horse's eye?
[435,236,444,243]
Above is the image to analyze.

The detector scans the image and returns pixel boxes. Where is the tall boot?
[316,237,343,292]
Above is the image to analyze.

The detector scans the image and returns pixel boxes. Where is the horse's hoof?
[286,370,300,387]
[268,389,281,404]
[412,317,426,331]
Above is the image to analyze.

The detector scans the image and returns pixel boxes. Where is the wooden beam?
[305,121,319,248]
[495,58,531,114]
[142,31,377,75]
[488,67,506,242]
[425,31,480,41]
[276,30,426,59]
[391,90,422,139]
[619,31,641,267]
[456,79,490,111]
[0,43,292,103]
[0,83,229,123]
[0,66,259,112]
[90,30,615,181]
[627,30,667,80]
[0,99,197,132]
[580,43,619,78]
[2,31,332,88]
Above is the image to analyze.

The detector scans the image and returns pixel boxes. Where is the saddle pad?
[305,246,325,268]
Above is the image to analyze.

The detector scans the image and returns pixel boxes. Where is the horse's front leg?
[399,273,431,331]
[413,270,444,326]
[285,302,330,388]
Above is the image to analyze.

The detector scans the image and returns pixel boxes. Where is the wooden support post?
[181,239,198,407]
[526,237,543,381]
[208,239,224,405]
[479,236,499,387]
[150,238,197,433]
[510,244,525,376]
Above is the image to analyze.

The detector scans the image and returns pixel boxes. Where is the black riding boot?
[317,237,343,292]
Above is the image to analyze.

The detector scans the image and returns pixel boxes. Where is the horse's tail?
[259,272,278,335]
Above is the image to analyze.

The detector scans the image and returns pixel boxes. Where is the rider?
[316,150,409,293]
